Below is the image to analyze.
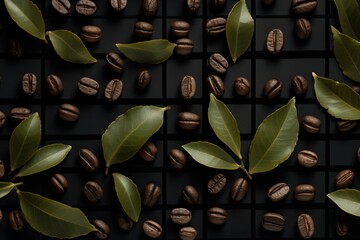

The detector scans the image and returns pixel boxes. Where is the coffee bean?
[177,112,201,130]
[22,73,37,96]
[81,25,102,43]
[0,160,5,178]
[292,0,318,14]
[84,181,103,203]
[46,74,64,96]
[52,0,71,14]
[335,214,349,237]
[262,212,285,232]
[206,18,226,36]
[209,53,229,73]
[105,79,123,102]
[78,148,99,172]
[335,169,355,189]
[230,177,249,201]
[8,39,23,58]
[168,148,187,169]
[171,208,192,225]
[117,210,134,231]
[134,21,153,38]
[179,226,197,240]
[180,75,196,100]
[302,115,321,133]
[138,141,158,161]
[352,85,360,94]
[207,75,225,98]
[0,111,6,128]
[297,150,318,168]
[143,220,162,238]
[143,0,158,17]
[58,104,80,122]
[182,185,199,204]
[291,75,308,95]
[142,183,161,207]
[111,0,127,11]
[211,0,226,9]
[9,210,24,231]
[187,0,201,12]
[76,0,96,15]
[105,52,125,73]
[263,79,283,99]
[294,184,315,201]
[51,173,68,194]
[266,29,284,54]
[262,0,275,6]
[10,107,31,124]
[208,173,226,194]
[208,207,227,225]
[137,70,152,89]
[234,77,251,96]
[78,77,99,96]
[298,214,315,239]
[175,38,194,55]
[267,182,289,202]
[93,219,110,239]
[337,120,358,132]
[295,18,312,40]
[0,209,2,223]
[171,21,190,37]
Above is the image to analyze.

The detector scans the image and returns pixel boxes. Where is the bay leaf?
[113,173,141,222]
[182,141,241,170]
[15,144,72,178]
[0,182,18,199]
[17,190,97,238]
[10,113,41,172]
[334,0,360,41]
[313,73,360,120]
[328,189,360,217]
[48,30,97,64]
[208,93,242,159]
[249,97,299,175]
[4,0,45,40]
[332,26,360,82]
[226,0,254,63]
[116,39,176,64]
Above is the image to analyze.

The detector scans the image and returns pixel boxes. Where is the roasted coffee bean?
[292,0,318,14]
[335,169,355,189]
[182,185,199,204]
[84,181,103,203]
[105,52,125,73]
[52,0,71,14]
[298,214,315,239]
[352,85,360,94]
[302,115,321,133]
[143,0,158,17]
[78,77,99,96]
[230,177,249,201]
[111,0,127,11]
[177,112,201,130]
[180,75,196,100]
[335,215,349,237]
[187,0,201,12]
[266,29,284,54]
[93,219,110,239]
[262,212,285,232]
[208,207,227,225]
[142,183,161,207]
[8,39,23,58]
[138,141,158,161]
[0,160,5,178]
[0,111,6,128]
[208,173,226,194]
[291,75,308,95]
[179,226,197,240]
[171,21,190,37]
[207,75,225,98]
[294,184,315,201]
[0,209,2,223]
[78,148,99,172]
[58,104,80,122]
[46,74,64,96]
[143,220,162,238]
[168,148,187,169]
[337,120,358,132]
[175,38,193,55]
[117,210,134,231]
[134,21,153,38]
[80,25,102,43]
[267,182,289,202]
[10,107,31,124]
[206,18,226,36]
[22,73,37,96]
[170,208,192,225]
[234,77,251,96]
[262,0,275,6]
[105,79,123,102]
[209,53,229,73]
[51,173,68,194]
[76,0,96,15]
[137,70,152,89]
[297,150,318,168]
[9,210,24,231]
[295,18,312,40]
[263,79,283,99]
[211,0,226,9]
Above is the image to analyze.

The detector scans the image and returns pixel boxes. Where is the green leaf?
[249,97,299,175]
[4,0,45,40]
[0,182,18,199]
[332,26,360,83]
[313,73,360,120]
[17,190,97,238]
[226,0,254,63]
[113,173,141,222]
[10,113,41,172]
[102,106,168,169]
[182,141,241,170]
[116,39,176,64]
[48,30,97,64]
[328,189,360,217]
[334,0,360,41]
[15,144,72,178]
[208,93,242,159]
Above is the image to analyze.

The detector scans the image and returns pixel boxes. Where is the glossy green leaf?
[113,173,141,222]
[328,189,360,217]
[332,26,360,82]
[116,39,176,64]
[4,0,45,40]
[313,73,360,120]
[10,113,41,172]
[0,182,18,199]
[102,106,168,169]
[48,30,97,64]
[249,97,299,175]
[182,141,241,170]
[15,144,72,178]
[17,190,97,238]
[226,0,254,63]
[334,0,360,41]
[208,93,242,159]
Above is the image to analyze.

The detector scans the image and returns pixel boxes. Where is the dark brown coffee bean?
[206,18,226,36]
[8,39,23,58]
[262,212,285,232]
[180,75,196,100]
[10,107,31,124]
[93,219,110,239]
[266,29,284,54]
[143,0,158,17]
[138,141,158,161]
[142,183,161,207]
[208,173,226,194]
[175,38,194,55]
[134,21,153,38]
[168,148,187,169]
[78,148,99,172]
[0,111,6,128]
[302,115,321,133]
[81,25,102,43]
[208,207,227,225]
[262,0,275,6]
[297,214,315,239]
[267,182,289,202]
[335,214,349,237]
[179,226,197,240]
[263,79,283,99]
[234,77,251,96]
[105,79,123,102]
[209,53,229,73]
[335,169,355,189]
[211,0,226,9]
[337,120,358,132]
[297,150,318,168]
[0,209,2,223]
[291,75,308,95]
[76,0,96,16]
[230,177,249,201]
[352,85,360,94]
[170,208,192,225]
[294,184,315,201]
[52,0,71,14]
[22,73,37,96]
[111,0,127,11]
[207,75,225,98]
[105,52,125,73]
[177,112,200,130]
[0,160,5,178]
[58,104,80,122]
[117,210,134,231]
[46,74,64,96]
[78,77,99,96]
[182,185,199,204]
[171,21,190,37]
[9,210,24,231]
[295,18,312,40]
[292,0,318,14]
[50,173,68,194]
[187,0,201,12]
[143,220,162,238]
[137,70,152,89]
[84,181,103,203]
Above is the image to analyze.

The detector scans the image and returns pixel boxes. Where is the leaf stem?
[105,167,109,175]
[14,182,23,191]
[45,31,51,45]
[239,165,252,180]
